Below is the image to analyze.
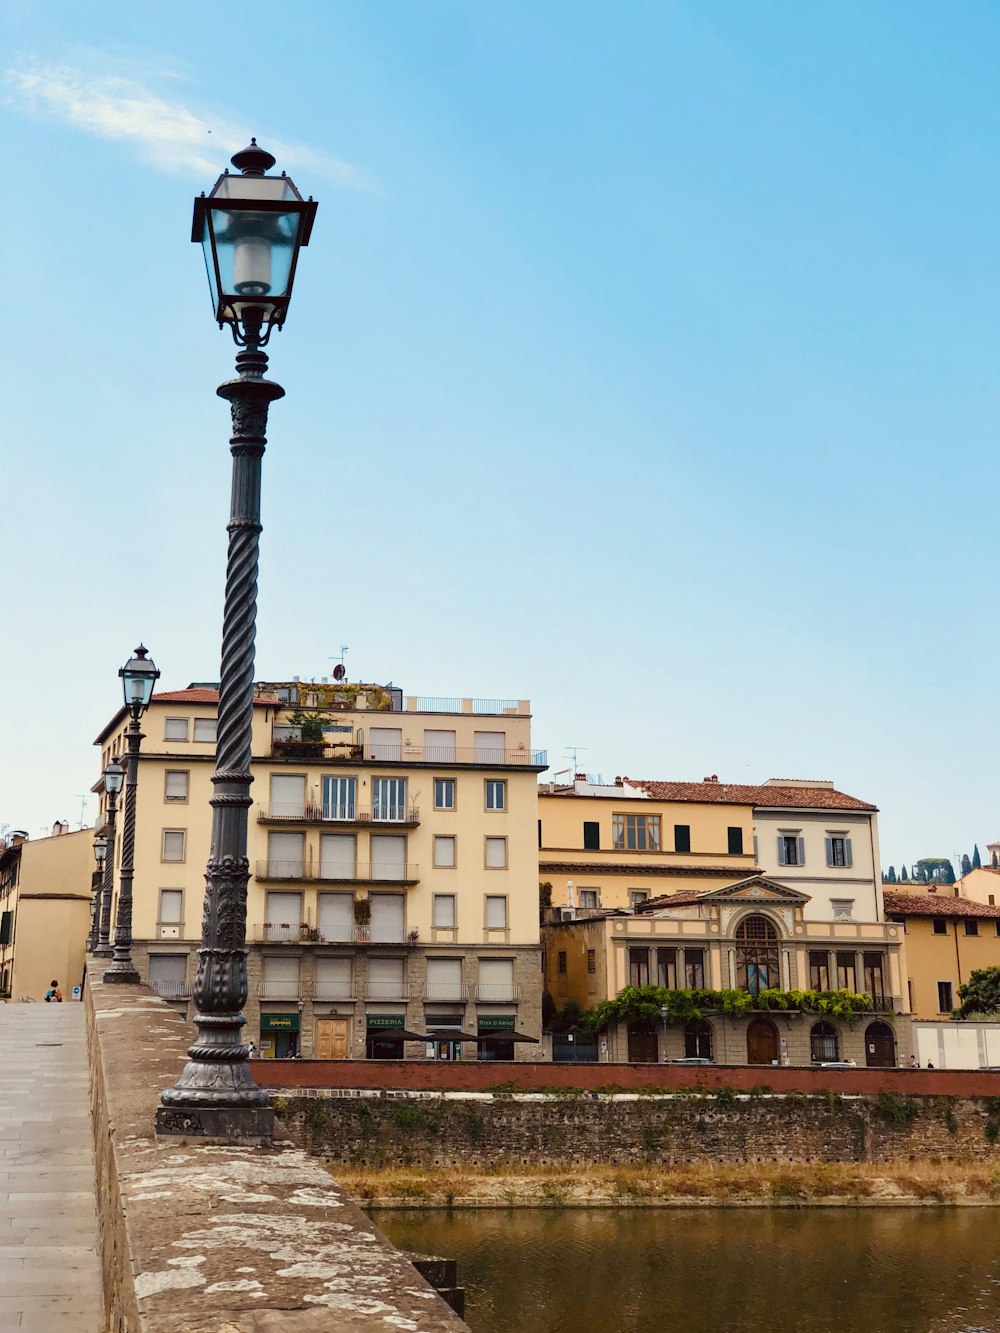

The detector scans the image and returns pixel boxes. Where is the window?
[826,835,852,868]
[370,894,405,943]
[863,953,886,1003]
[164,771,189,803]
[426,957,463,1001]
[583,821,600,850]
[485,837,507,868]
[474,731,505,762]
[578,889,599,909]
[148,954,188,997]
[265,891,302,938]
[433,835,456,868]
[727,827,744,855]
[996,921,1000,938]
[269,830,304,877]
[964,920,980,936]
[558,950,568,975]
[424,730,456,762]
[161,829,186,862]
[478,957,515,1000]
[685,1018,713,1061]
[674,825,691,854]
[320,833,355,880]
[317,892,353,941]
[735,915,780,994]
[369,727,402,761]
[612,814,661,852]
[157,890,183,938]
[656,947,677,989]
[315,956,352,998]
[368,955,405,999]
[836,952,856,992]
[684,948,705,989]
[808,951,830,991]
[432,894,456,929]
[629,948,650,987]
[321,775,355,821]
[629,889,650,908]
[937,981,953,1013]
[434,778,455,811]
[778,834,804,866]
[831,899,854,922]
[932,918,948,935]
[371,834,406,880]
[587,949,596,975]
[164,717,188,741]
[485,780,506,811]
[810,1021,839,1062]
[373,777,407,822]
[485,895,508,929]
[193,717,218,742]
[261,954,300,997]
[272,774,307,818]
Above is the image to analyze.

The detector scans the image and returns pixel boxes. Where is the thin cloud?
[4,63,379,190]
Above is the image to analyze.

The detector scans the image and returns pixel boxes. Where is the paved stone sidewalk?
[0,1002,104,1331]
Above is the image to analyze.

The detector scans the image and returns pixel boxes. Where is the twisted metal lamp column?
[93,796,118,958]
[105,715,143,983]
[158,316,282,1138]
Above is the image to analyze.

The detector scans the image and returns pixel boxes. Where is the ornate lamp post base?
[104,968,141,985]
[155,1105,274,1143]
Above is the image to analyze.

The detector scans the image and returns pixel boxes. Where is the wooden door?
[746,1017,779,1065]
[865,1021,895,1068]
[627,1026,659,1063]
[315,1018,349,1060]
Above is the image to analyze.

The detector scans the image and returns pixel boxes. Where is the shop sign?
[366,1014,405,1029]
[260,1012,300,1031]
[478,1015,515,1031]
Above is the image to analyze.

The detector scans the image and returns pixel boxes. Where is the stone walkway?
[0,1002,104,1331]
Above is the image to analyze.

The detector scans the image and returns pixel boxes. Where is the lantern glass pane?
[208,206,302,301]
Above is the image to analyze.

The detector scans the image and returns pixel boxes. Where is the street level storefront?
[259,1011,300,1060]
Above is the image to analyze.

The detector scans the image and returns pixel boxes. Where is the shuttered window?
[370,894,405,943]
[164,771,189,802]
[270,774,306,817]
[777,835,805,866]
[825,836,853,868]
[317,893,353,941]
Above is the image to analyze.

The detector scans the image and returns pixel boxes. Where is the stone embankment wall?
[86,969,467,1332]
[274,1088,1000,1170]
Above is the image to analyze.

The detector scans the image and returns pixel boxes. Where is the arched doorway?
[865,1021,896,1068]
[810,1020,839,1063]
[746,1016,779,1065]
[684,1018,714,1061]
[735,915,780,994]
[627,1023,659,1063]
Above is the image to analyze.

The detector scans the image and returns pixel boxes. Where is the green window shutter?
[0,911,12,946]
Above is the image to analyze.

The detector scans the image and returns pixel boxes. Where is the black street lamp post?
[158,141,316,1139]
[93,759,125,958]
[105,646,160,984]
[88,834,109,952]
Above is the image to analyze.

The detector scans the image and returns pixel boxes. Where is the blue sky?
[2,1,1000,871]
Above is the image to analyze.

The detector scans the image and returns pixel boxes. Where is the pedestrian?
[247,1041,256,1059]
[909,1055,918,1068]
[44,980,63,1003]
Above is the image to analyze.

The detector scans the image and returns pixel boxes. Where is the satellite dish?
[332,663,346,681]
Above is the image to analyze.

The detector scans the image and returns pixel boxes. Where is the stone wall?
[274,1088,1000,1170]
[85,965,467,1331]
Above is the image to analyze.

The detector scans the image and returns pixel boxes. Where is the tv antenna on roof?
[74,795,90,830]
[564,746,587,774]
[330,645,349,681]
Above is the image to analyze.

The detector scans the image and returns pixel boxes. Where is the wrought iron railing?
[255,861,419,882]
[258,804,420,825]
[270,740,546,767]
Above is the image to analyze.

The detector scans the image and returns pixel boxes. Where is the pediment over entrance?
[695,875,811,906]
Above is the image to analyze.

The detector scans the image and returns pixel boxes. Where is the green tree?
[973,844,982,870]
[956,967,1000,1019]
[885,865,897,884]
[945,862,956,885]
[900,865,909,883]
[916,858,953,885]
[961,853,973,877]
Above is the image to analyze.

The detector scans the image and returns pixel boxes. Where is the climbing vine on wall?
[583,985,877,1034]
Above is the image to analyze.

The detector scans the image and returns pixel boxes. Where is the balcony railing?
[255,861,419,883]
[313,979,355,1000]
[259,804,420,826]
[270,740,547,767]
[148,978,191,999]
[407,697,523,715]
[474,983,520,1002]
[257,980,301,999]
[424,983,470,1002]
[359,981,411,1000]
[252,922,416,945]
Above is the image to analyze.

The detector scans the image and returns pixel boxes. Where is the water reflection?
[375,1207,1000,1333]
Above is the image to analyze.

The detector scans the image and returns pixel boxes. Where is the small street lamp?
[659,1004,671,1062]
[105,645,160,984]
[88,833,109,952]
[93,758,125,958]
[158,141,316,1139]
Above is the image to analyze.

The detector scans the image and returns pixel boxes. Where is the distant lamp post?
[659,1004,671,1062]
[158,141,316,1140]
[105,645,160,984]
[93,759,125,958]
[88,834,109,952]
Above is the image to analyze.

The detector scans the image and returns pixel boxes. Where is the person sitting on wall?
[43,980,62,1003]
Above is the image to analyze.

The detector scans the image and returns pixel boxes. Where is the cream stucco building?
[94,679,547,1061]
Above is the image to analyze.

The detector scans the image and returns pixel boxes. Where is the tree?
[885,866,897,884]
[993,850,999,868]
[945,862,956,885]
[916,858,954,885]
[956,967,1000,1019]
[900,865,909,882]
[973,844,982,870]
[961,853,973,877]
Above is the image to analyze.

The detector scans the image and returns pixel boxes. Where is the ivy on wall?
[583,985,878,1034]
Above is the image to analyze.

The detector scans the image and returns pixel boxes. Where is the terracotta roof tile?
[882,890,1000,920]
[630,779,877,812]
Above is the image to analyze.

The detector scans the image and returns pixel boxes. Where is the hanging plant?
[353,896,372,925]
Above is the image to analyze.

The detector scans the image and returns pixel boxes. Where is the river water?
[375,1207,1000,1332]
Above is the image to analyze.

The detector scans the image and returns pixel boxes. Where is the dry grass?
[330,1159,1000,1208]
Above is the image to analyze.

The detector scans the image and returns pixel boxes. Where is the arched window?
[810,1020,839,1063]
[684,1018,714,1061]
[735,914,780,994]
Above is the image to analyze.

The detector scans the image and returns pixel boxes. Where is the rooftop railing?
[405,697,526,715]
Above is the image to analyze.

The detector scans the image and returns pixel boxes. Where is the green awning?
[260,1012,300,1032]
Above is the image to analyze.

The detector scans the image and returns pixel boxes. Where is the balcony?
[258,804,420,827]
[424,984,470,1002]
[254,861,420,884]
[358,980,411,1001]
[313,979,355,1000]
[406,697,526,715]
[148,979,192,999]
[270,740,547,768]
[474,983,520,1003]
[252,922,419,946]
[257,980,301,999]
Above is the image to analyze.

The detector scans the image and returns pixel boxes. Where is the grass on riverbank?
[330,1160,1000,1208]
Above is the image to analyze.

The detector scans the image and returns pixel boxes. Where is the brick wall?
[274,1088,1000,1170]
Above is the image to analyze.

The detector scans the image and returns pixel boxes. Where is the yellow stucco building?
[0,825,93,1004]
[883,889,1000,1020]
[94,679,547,1060]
